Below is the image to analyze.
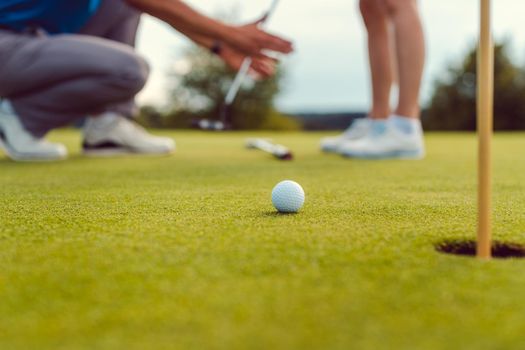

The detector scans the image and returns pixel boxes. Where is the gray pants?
[0,0,149,137]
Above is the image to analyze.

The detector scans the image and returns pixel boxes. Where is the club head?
[191,118,231,131]
[272,145,294,161]
[245,138,294,161]
[276,151,294,161]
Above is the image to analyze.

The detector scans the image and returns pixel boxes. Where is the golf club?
[245,138,293,160]
[193,0,281,131]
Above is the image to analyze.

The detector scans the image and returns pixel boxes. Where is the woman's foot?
[339,116,425,160]
[320,118,372,153]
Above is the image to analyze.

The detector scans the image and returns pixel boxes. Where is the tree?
[424,41,525,131]
[161,44,299,130]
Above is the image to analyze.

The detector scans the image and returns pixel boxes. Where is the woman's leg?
[319,0,394,153]
[382,0,425,118]
[337,0,425,159]
[360,0,394,120]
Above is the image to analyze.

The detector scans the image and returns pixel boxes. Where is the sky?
[135,0,525,113]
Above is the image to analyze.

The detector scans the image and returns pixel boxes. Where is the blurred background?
[134,0,525,131]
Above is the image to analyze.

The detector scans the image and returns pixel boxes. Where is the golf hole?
[435,239,525,259]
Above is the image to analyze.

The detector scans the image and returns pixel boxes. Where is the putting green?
[1,130,525,349]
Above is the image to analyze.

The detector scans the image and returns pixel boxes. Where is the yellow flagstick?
[477,0,494,259]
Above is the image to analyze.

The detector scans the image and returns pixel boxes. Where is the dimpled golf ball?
[272,180,305,213]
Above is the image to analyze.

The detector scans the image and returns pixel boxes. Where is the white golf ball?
[272,180,305,213]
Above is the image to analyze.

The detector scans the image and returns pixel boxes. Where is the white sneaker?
[320,118,371,153]
[339,116,425,159]
[82,112,175,156]
[0,100,67,161]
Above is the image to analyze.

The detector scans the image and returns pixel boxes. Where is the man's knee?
[55,35,150,97]
[111,52,150,95]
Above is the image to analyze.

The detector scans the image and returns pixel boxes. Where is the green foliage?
[258,109,301,131]
[425,41,525,130]
[160,45,294,130]
[136,105,163,128]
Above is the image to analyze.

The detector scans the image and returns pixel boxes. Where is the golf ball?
[272,180,305,213]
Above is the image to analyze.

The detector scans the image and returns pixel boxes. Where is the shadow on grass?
[262,211,299,218]
[435,239,525,259]
[0,153,174,165]
[0,155,96,166]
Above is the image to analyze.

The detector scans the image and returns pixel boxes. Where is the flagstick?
[477,0,494,259]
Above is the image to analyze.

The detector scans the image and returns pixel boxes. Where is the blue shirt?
[0,0,102,34]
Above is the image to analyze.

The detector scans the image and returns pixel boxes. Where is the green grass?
[1,130,525,350]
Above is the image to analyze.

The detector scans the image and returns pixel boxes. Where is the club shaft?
[223,0,281,106]
[225,58,252,105]
[262,0,280,22]
[255,139,278,154]
[477,0,493,259]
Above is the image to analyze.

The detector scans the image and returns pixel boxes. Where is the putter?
[245,138,293,161]
[193,0,281,131]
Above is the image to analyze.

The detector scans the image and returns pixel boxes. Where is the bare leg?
[359,0,394,120]
[383,0,425,118]
[335,0,425,159]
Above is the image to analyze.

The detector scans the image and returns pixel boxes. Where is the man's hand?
[225,21,294,58]
[126,0,293,58]
[125,0,293,76]
[220,46,278,79]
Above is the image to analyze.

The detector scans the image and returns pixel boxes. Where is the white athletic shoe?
[320,118,371,153]
[0,100,67,161]
[82,112,175,156]
[339,116,425,160]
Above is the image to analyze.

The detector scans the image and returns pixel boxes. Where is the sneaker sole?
[321,145,339,154]
[341,149,425,160]
[82,148,136,157]
[321,136,368,154]
[82,147,174,157]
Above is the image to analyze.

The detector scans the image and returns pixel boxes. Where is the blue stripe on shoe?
[341,149,425,160]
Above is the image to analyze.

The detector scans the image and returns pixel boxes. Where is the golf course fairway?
[1,130,525,349]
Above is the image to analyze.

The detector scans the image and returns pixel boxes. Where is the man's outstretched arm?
[183,29,278,78]
[125,0,293,58]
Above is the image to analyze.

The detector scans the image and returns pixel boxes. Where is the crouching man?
[0,0,293,161]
